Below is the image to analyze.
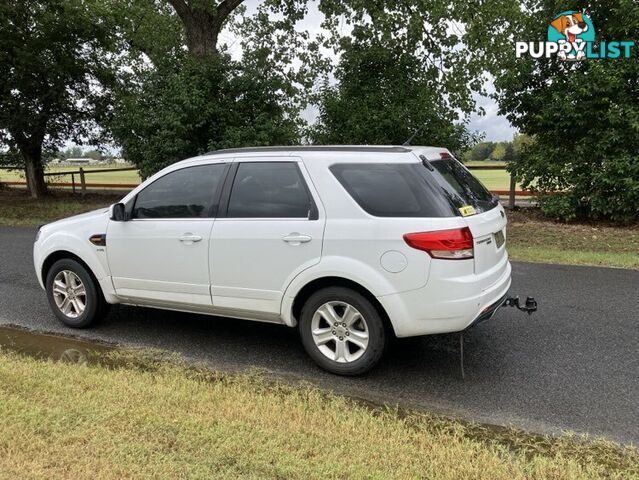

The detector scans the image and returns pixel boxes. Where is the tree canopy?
[492,0,639,221]
[0,0,111,197]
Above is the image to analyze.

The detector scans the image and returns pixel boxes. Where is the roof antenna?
[402,124,427,146]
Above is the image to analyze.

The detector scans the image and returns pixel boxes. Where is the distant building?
[65,158,99,165]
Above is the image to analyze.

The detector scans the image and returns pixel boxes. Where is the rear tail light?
[403,227,474,260]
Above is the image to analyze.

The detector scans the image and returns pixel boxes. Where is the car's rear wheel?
[45,258,109,328]
[299,287,387,375]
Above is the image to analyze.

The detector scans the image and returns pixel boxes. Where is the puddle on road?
[0,325,114,366]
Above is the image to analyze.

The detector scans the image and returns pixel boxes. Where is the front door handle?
[179,233,202,245]
[282,233,312,245]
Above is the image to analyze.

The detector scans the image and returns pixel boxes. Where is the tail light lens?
[403,227,474,260]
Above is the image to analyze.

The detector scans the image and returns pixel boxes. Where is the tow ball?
[504,295,538,315]
[458,295,538,379]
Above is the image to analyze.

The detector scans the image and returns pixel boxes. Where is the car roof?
[175,145,448,166]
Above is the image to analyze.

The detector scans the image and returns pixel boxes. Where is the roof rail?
[204,145,413,155]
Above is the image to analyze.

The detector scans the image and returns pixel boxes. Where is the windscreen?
[428,158,499,214]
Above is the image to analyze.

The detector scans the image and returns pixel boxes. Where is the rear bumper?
[378,256,512,337]
[465,292,509,329]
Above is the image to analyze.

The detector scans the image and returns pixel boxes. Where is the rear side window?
[330,163,457,217]
[227,162,313,218]
[132,163,227,219]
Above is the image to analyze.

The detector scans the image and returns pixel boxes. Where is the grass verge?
[0,189,117,226]
[0,349,637,479]
[507,210,639,269]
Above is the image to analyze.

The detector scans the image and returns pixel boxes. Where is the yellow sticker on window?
[459,205,476,217]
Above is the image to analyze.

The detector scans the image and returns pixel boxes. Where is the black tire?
[45,258,110,328]
[299,287,387,376]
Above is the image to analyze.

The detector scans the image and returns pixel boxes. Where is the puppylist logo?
[516,11,635,61]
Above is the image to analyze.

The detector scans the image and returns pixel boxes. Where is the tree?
[490,143,507,162]
[103,0,319,176]
[310,35,477,150]
[464,142,496,162]
[0,0,110,197]
[492,1,639,221]
[502,143,515,163]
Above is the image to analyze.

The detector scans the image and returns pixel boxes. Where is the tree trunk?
[168,0,244,61]
[22,146,48,199]
[183,9,218,60]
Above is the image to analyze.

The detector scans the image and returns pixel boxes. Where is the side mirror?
[109,203,127,221]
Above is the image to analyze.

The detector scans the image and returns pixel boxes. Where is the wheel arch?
[290,276,396,337]
[41,250,114,304]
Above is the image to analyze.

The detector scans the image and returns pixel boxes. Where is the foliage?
[0,0,112,196]
[464,141,497,162]
[309,1,523,149]
[493,0,639,222]
[309,35,478,150]
[490,143,507,161]
[106,55,301,177]
[103,0,322,177]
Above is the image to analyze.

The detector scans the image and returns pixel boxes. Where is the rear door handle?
[179,233,202,244]
[282,233,312,245]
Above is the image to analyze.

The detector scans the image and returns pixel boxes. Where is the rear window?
[329,163,457,217]
[429,158,498,214]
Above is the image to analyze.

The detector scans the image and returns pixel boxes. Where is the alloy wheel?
[52,270,87,319]
[311,301,369,363]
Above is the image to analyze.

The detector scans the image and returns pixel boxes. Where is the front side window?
[227,162,312,218]
[132,163,227,219]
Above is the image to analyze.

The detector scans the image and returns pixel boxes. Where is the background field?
[1,161,520,191]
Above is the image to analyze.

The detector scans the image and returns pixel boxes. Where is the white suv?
[34,146,511,375]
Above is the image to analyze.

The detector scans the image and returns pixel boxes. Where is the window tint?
[132,164,227,219]
[227,162,312,218]
[330,163,457,218]
[429,159,498,214]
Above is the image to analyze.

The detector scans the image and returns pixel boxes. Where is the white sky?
[224,0,516,142]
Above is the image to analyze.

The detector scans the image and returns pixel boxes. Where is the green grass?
[0,189,117,226]
[0,164,141,185]
[0,349,637,479]
[507,210,639,269]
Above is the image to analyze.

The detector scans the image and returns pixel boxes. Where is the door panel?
[106,162,229,307]
[108,220,214,306]
[210,159,325,316]
[210,218,324,314]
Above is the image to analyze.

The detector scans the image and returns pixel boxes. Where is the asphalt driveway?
[1,225,637,445]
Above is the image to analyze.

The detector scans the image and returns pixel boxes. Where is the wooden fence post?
[79,168,86,196]
[508,172,516,209]
[71,174,76,194]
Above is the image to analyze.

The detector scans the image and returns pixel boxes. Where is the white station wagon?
[34,146,513,375]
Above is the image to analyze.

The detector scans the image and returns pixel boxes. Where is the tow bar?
[459,295,538,379]
[504,295,538,315]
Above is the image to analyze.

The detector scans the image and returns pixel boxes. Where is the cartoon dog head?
[551,13,588,42]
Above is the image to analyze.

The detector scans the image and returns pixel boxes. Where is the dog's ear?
[551,15,568,33]
[573,13,584,23]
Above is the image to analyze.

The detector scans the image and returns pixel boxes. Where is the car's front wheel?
[45,258,109,328]
[299,287,387,375]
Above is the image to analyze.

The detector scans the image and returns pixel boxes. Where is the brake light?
[439,151,453,159]
[403,227,474,260]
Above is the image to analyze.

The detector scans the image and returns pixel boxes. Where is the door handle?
[179,233,202,244]
[282,233,312,245]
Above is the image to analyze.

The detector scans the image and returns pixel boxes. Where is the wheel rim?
[52,270,87,319]
[311,301,369,363]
